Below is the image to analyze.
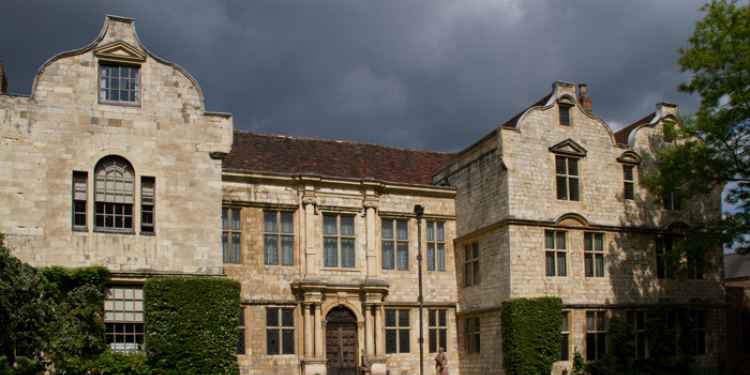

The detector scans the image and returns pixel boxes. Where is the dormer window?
[559,103,572,126]
[99,63,140,104]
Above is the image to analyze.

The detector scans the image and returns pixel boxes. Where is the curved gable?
[30,15,207,112]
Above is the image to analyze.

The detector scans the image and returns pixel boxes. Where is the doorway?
[325,306,358,375]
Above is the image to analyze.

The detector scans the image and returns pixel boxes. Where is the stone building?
[724,253,750,375]
[0,16,724,375]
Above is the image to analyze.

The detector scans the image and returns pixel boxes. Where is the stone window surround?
[98,62,141,106]
[222,207,242,264]
[586,310,608,361]
[104,284,144,353]
[264,209,295,266]
[323,213,356,269]
[545,230,567,277]
[385,308,411,354]
[463,242,480,287]
[555,155,581,201]
[266,306,296,355]
[381,217,410,271]
[584,232,605,278]
[464,316,480,353]
[561,310,570,361]
[428,308,448,353]
[426,220,446,272]
[71,156,154,236]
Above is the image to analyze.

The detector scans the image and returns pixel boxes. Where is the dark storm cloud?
[0,0,705,151]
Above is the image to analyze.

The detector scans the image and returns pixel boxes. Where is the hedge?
[144,277,240,375]
[501,297,562,375]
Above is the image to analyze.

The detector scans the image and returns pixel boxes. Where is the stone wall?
[0,16,233,275]
[222,175,459,374]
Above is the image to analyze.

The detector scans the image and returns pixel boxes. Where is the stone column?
[303,198,316,275]
[365,205,377,275]
[304,304,313,357]
[374,304,384,356]
[365,304,375,356]
[314,303,323,357]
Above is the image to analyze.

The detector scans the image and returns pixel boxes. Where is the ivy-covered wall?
[501,297,562,375]
[144,277,241,375]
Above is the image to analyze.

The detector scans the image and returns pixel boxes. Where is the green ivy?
[501,297,562,375]
[144,277,240,375]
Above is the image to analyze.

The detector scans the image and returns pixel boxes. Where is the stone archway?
[325,306,358,375]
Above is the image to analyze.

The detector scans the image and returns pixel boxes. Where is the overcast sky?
[0,0,707,152]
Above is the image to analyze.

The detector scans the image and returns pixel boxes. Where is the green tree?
[649,0,750,253]
[0,237,49,371]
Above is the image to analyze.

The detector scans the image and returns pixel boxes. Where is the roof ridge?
[233,129,456,156]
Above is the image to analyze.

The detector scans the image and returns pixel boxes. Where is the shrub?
[88,352,151,375]
[144,277,240,375]
[501,297,562,375]
[41,266,111,374]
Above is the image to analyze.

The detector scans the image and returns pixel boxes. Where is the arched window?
[95,156,134,231]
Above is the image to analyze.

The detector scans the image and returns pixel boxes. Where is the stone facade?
[0,17,725,375]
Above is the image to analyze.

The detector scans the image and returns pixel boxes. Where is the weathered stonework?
[1,18,725,375]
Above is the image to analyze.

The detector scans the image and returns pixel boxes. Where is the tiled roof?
[614,112,655,145]
[224,131,456,186]
[725,253,750,280]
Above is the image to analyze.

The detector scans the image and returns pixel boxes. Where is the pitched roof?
[725,253,750,280]
[224,131,456,186]
[614,112,655,145]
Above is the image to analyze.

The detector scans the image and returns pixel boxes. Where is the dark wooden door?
[326,307,358,375]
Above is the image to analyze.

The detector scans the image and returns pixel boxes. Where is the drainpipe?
[414,204,425,375]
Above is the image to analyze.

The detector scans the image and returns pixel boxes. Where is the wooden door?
[326,307,358,375]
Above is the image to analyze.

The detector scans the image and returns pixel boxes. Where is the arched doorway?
[326,306,358,375]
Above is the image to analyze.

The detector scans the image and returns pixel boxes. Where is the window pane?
[568,159,578,176]
[545,231,555,249]
[557,176,568,200]
[281,212,294,233]
[396,220,408,240]
[584,232,592,251]
[465,262,473,286]
[324,237,338,267]
[324,215,337,235]
[437,223,445,242]
[382,220,393,239]
[399,329,410,353]
[282,235,294,265]
[439,330,447,352]
[282,329,295,354]
[267,330,279,355]
[282,308,294,327]
[231,209,241,230]
[265,235,278,265]
[439,310,446,326]
[473,262,480,285]
[569,178,579,201]
[623,165,633,180]
[386,330,397,354]
[561,333,569,360]
[341,238,355,268]
[437,244,446,272]
[585,254,593,277]
[264,211,276,233]
[398,310,409,327]
[555,156,566,174]
[429,329,437,353]
[340,215,354,236]
[427,244,435,271]
[556,232,566,250]
[427,222,435,241]
[397,242,409,270]
[595,233,604,251]
[546,252,555,276]
[595,255,604,277]
[267,308,279,326]
[382,241,394,269]
[557,253,567,276]
[385,310,396,327]
[586,333,595,360]
[232,233,241,262]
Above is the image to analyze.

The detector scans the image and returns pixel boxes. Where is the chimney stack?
[577,84,592,113]
[0,63,7,94]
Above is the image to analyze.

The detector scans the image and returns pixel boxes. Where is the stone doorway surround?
[293,278,388,375]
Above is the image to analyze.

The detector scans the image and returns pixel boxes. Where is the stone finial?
[578,83,592,113]
[656,102,679,117]
[0,63,7,94]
